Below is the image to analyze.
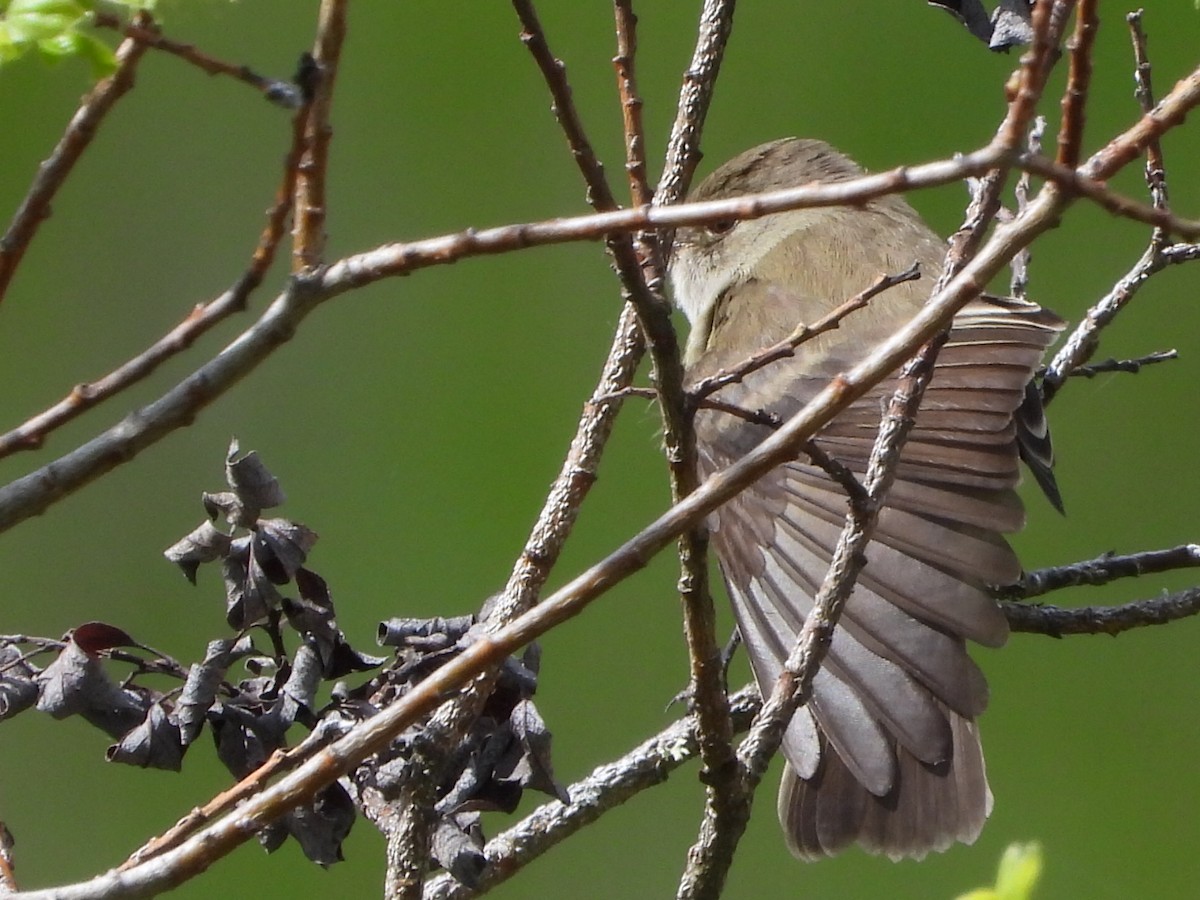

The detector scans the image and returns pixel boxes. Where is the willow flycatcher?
[669,138,1062,860]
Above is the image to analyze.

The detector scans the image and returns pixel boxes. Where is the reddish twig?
[90,12,303,108]
[0,97,312,460]
[1016,151,1192,234]
[997,0,1073,150]
[292,1,346,271]
[122,718,350,868]
[0,18,150,306]
[1057,0,1098,168]
[612,1,652,207]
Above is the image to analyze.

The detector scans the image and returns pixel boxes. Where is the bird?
[668,137,1064,861]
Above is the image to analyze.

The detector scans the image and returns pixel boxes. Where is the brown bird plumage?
[669,139,1063,860]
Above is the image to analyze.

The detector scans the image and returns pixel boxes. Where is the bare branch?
[1065,349,1177,379]
[1001,544,1200,600]
[1004,588,1200,637]
[292,0,346,271]
[612,1,652,206]
[0,17,150,305]
[1009,117,1045,299]
[90,12,303,108]
[655,0,737,208]
[0,94,313,460]
[1127,9,1170,223]
[1056,0,1098,168]
[422,687,761,900]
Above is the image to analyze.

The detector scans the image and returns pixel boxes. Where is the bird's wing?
[694,294,1064,860]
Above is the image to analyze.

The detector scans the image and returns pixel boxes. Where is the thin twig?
[0,17,150,305]
[689,264,921,401]
[316,142,1200,288]
[1127,10,1170,224]
[612,1,652,207]
[121,717,350,867]
[1056,0,1098,168]
[1040,21,1200,405]
[1003,587,1200,637]
[1066,349,1177,378]
[996,0,1073,150]
[1010,117,1046,299]
[291,0,345,271]
[647,4,747,896]
[0,95,312,460]
[514,1,621,213]
[90,12,303,108]
[999,544,1200,600]
[1016,151,1193,234]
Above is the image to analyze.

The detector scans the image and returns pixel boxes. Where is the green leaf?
[955,843,1043,900]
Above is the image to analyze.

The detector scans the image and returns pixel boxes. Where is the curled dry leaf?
[929,0,1034,50]
[107,701,185,771]
[174,636,256,746]
[164,520,233,584]
[35,637,147,738]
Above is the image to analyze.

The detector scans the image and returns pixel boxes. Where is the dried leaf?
[990,0,1034,50]
[202,490,243,526]
[222,539,279,629]
[284,571,384,678]
[211,705,271,778]
[175,636,256,746]
[255,519,317,584]
[35,639,146,738]
[281,782,355,867]
[431,814,486,887]
[377,615,473,649]
[928,0,1033,50]
[498,699,568,802]
[225,439,285,515]
[107,701,184,771]
[163,520,233,583]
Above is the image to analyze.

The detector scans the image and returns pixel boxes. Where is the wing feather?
[695,293,1063,859]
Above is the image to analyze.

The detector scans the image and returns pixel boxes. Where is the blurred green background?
[1,2,1197,897]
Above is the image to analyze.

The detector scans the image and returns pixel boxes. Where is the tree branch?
[0,16,150,305]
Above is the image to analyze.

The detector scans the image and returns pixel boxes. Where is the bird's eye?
[706,219,736,236]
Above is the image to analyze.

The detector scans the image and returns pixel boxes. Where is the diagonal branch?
[0,17,151,306]
[0,90,313,460]
[90,12,304,108]
[7,115,1173,896]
